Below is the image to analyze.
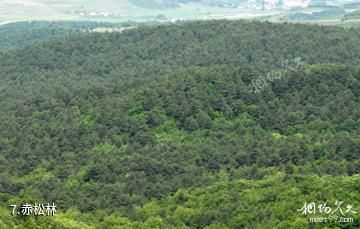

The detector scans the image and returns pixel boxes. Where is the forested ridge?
[0,21,132,51]
[0,20,359,228]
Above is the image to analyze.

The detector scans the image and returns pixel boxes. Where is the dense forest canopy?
[0,20,359,228]
[0,21,137,50]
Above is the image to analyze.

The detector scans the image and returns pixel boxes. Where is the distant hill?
[129,0,200,8]
[0,21,134,50]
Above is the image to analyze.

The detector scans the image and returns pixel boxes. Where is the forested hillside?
[0,20,359,228]
[0,21,131,50]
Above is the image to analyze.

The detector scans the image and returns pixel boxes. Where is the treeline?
[0,21,136,50]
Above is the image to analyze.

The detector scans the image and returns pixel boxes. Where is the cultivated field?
[0,0,359,27]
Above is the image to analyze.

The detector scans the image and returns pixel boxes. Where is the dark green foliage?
[0,21,132,50]
[0,20,359,228]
